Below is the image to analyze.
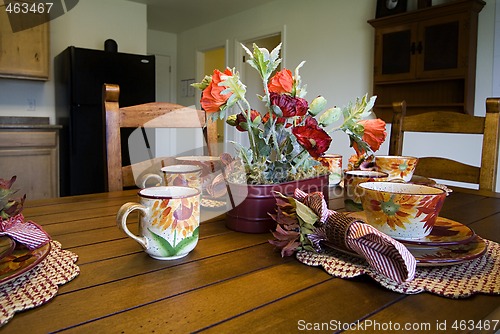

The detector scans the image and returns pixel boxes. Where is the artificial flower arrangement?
[192,43,387,184]
[0,176,25,221]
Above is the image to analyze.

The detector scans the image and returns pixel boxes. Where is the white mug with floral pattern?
[117,186,201,260]
[139,164,202,192]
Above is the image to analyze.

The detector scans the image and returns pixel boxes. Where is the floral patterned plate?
[0,242,51,285]
[201,198,226,210]
[324,235,486,267]
[346,212,475,246]
[0,236,16,262]
[409,176,453,195]
[397,216,475,246]
[405,235,487,267]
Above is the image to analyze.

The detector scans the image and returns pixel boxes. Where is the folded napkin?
[0,214,50,250]
[274,189,416,283]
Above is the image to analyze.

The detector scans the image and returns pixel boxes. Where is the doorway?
[242,34,282,112]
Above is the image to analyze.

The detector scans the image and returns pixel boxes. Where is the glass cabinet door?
[417,14,466,79]
[374,24,417,82]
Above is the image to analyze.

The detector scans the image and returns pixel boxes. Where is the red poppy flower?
[268,69,293,94]
[352,119,387,155]
[292,119,332,158]
[270,92,308,117]
[235,109,260,132]
[200,68,233,113]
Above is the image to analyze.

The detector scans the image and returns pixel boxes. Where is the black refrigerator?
[55,45,156,196]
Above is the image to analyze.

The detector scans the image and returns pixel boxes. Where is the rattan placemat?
[0,241,79,326]
[297,239,500,298]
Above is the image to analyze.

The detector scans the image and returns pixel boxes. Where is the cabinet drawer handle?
[417,41,423,54]
[410,42,416,55]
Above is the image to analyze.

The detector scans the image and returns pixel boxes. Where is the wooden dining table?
[2,186,499,333]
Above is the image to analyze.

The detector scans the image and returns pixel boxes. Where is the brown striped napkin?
[294,189,416,283]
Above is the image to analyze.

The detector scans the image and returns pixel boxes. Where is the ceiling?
[125,0,276,33]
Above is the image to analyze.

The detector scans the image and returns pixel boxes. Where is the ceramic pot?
[225,175,329,233]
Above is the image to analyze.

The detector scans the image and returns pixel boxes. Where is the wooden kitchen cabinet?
[368,0,485,121]
[0,3,49,80]
[0,118,61,200]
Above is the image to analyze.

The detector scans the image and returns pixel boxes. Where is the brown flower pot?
[225,175,329,233]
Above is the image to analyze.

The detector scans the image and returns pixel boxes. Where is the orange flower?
[268,69,293,94]
[353,119,387,155]
[200,68,233,113]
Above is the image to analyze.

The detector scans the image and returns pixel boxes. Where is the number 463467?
[5,2,53,14]
[452,320,499,331]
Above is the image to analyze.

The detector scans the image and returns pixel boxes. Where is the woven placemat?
[296,239,500,298]
[0,241,79,326]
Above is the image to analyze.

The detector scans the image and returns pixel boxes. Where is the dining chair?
[389,98,500,191]
[102,83,214,192]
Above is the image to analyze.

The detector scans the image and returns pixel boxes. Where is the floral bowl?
[358,181,446,240]
[375,155,418,182]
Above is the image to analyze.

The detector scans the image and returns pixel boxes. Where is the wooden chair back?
[389,98,500,191]
[103,83,211,191]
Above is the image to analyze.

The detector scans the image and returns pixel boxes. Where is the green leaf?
[148,228,200,257]
[173,227,199,254]
[239,121,249,131]
[252,115,262,126]
[191,75,212,90]
[219,68,247,104]
[258,142,271,156]
[242,43,282,82]
[294,199,318,226]
[271,104,283,117]
[148,228,176,256]
[293,61,307,97]
[363,95,377,116]
[231,141,254,167]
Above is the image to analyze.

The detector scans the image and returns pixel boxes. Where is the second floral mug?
[343,170,388,210]
[139,164,202,193]
[317,154,343,186]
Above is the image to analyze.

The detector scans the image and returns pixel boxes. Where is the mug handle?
[138,173,164,188]
[117,202,149,249]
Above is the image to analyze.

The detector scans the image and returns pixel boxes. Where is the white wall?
[147,29,177,102]
[0,0,147,124]
[176,0,499,191]
[147,29,184,157]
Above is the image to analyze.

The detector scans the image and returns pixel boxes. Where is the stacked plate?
[346,212,487,267]
[0,236,51,285]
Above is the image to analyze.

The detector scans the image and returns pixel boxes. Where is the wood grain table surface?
[2,186,499,333]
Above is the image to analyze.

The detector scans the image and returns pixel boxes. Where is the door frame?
[196,41,230,155]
